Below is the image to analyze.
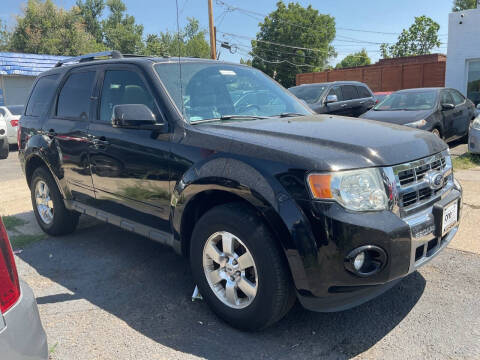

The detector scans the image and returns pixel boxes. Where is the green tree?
[102,0,144,54]
[143,18,210,58]
[452,0,477,11]
[76,0,105,43]
[380,16,441,58]
[335,49,371,69]
[9,0,103,56]
[0,20,11,51]
[240,58,252,66]
[251,1,336,88]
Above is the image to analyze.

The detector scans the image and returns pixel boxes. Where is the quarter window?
[99,70,157,122]
[341,85,358,100]
[25,74,59,117]
[57,71,96,120]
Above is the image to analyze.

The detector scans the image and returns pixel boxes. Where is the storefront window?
[467,60,480,106]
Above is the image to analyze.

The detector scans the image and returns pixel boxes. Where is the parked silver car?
[468,106,480,154]
[0,105,24,145]
[0,115,8,159]
[0,217,47,359]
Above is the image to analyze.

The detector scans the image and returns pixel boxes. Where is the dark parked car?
[19,51,462,330]
[289,81,375,117]
[0,217,48,359]
[361,88,476,141]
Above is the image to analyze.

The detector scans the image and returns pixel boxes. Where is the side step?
[65,200,179,252]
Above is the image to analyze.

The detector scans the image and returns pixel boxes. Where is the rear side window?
[341,85,358,100]
[57,71,96,120]
[449,90,465,105]
[25,74,59,117]
[356,86,371,98]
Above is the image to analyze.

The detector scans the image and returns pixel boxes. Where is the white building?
[445,6,480,106]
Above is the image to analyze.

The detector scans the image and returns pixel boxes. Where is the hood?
[191,115,447,171]
[360,109,434,125]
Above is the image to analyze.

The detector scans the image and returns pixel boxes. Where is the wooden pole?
[208,0,216,60]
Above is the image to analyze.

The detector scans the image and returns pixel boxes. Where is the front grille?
[394,152,451,211]
[398,157,446,186]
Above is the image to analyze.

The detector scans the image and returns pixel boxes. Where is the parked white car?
[0,105,24,145]
[0,114,8,159]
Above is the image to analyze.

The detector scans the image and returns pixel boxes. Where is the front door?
[88,65,171,233]
[41,67,98,203]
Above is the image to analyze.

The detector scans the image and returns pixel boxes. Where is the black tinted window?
[25,74,59,117]
[99,70,156,122]
[341,85,358,100]
[441,91,454,105]
[57,71,96,119]
[449,90,465,105]
[289,85,327,104]
[356,86,371,98]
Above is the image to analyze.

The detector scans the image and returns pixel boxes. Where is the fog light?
[345,245,387,277]
[353,252,365,271]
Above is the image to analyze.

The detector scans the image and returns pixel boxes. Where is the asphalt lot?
[1,146,480,360]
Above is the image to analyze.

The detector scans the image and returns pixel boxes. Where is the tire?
[0,143,8,159]
[190,202,295,331]
[30,166,79,236]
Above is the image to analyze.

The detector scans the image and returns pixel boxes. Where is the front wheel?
[190,203,295,331]
[30,167,79,236]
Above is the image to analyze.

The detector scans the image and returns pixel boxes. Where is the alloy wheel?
[35,180,54,224]
[202,231,258,309]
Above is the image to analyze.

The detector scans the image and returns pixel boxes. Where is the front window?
[154,62,311,123]
[467,60,480,106]
[374,90,437,111]
[289,85,327,104]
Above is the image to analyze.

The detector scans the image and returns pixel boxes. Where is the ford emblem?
[425,171,444,190]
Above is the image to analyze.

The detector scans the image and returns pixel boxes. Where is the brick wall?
[296,54,447,92]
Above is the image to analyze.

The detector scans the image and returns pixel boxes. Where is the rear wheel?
[30,167,79,236]
[0,144,8,159]
[190,203,295,331]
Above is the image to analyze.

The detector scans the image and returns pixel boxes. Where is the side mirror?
[325,94,338,104]
[442,103,455,111]
[476,103,480,110]
[112,104,165,131]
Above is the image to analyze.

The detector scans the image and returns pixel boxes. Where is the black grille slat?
[396,154,448,208]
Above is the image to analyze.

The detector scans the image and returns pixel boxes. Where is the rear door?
[87,64,171,234]
[449,89,471,137]
[440,90,456,140]
[355,85,375,116]
[41,67,98,203]
[340,85,360,117]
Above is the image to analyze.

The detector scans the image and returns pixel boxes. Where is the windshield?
[289,85,327,104]
[154,62,312,123]
[6,105,24,115]
[374,91,437,111]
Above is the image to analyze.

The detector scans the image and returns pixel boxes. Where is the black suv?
[19,51,462,330]
[289,81,375,117]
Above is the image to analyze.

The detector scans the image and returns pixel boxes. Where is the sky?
[1,0,455,65]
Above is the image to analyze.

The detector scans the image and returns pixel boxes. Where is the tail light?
[10,119,19,127]
[0,218,20,313]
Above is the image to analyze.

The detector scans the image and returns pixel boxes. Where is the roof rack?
[54,50,123,67]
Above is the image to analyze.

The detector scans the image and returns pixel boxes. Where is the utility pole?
[208,0,216,60]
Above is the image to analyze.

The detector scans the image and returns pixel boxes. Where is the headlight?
[405,119,427,128]
[307,168,388,211]
[472,117,480,130]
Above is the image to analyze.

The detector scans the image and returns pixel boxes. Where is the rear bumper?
[0,281,48,360]
[469,125,480,154]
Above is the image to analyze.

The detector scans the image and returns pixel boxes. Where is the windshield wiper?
[276,112,306,118]
[219,115,270,120]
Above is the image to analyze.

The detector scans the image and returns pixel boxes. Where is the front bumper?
[0,281,48,360]
[295,184,462,313]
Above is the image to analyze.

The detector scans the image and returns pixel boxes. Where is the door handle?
[359,101,366,104]
[341,104,348,107]
[91,137,109,149]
